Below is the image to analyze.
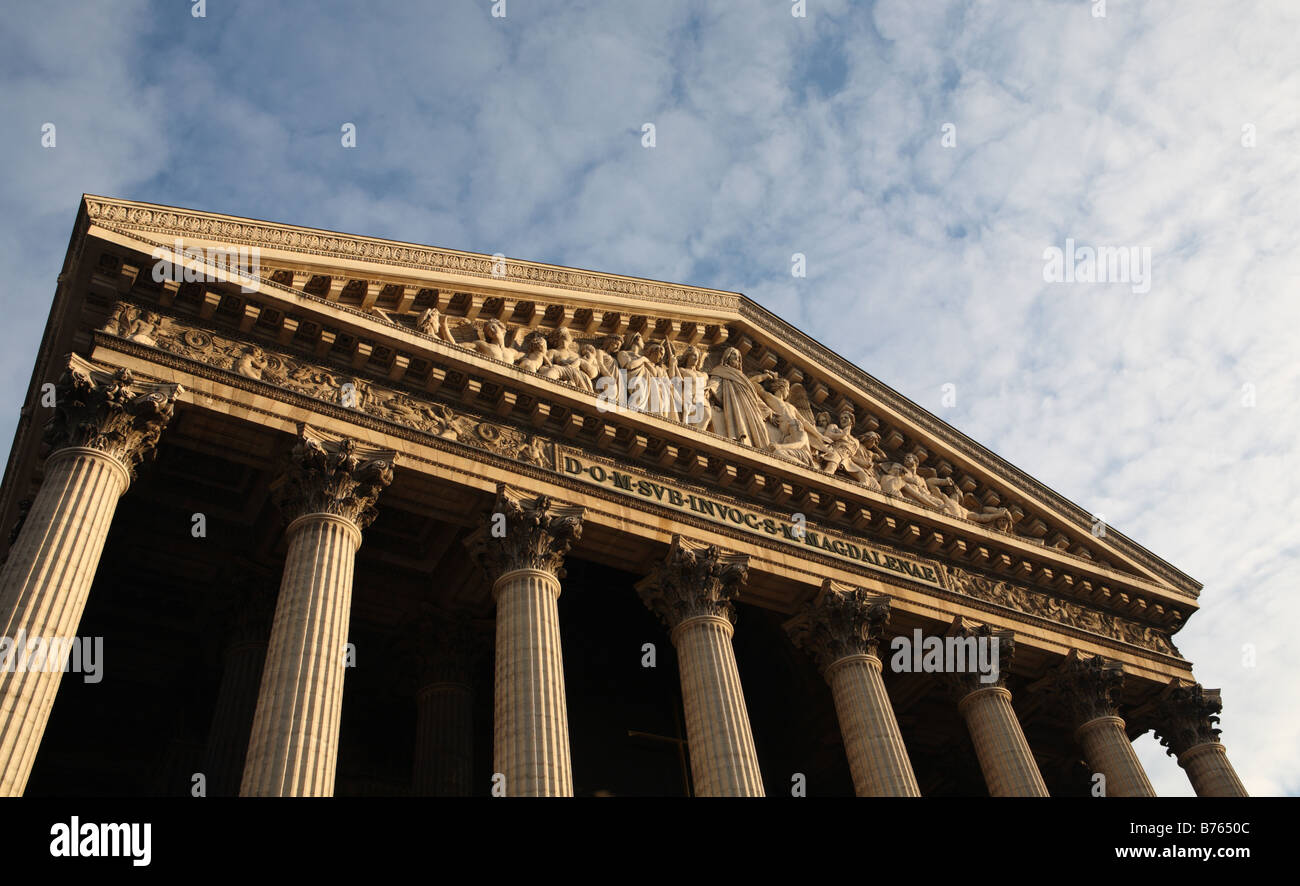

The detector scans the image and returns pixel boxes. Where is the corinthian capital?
[1151,680,1223,757]
[1034,649,1125,726]
[784,580,891,673]
[944,617,1016,696]
[272,425,396,528]
[44,353,183,478]
[637,535,749,630]
[465,485,584,579]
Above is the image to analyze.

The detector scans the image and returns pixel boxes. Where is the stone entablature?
[85,286,1193,641]
[79,307,1184,663]
[78,195,1200,601]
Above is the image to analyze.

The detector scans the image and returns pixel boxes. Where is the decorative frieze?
[945,566,1179,657]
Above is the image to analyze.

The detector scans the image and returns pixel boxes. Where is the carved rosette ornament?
[272,426,396,528]
[465,485,584,579]
[637,535,749,630]
[44,354,182,479]
[785,581,891,673]
[1039,649,1126,726]
[944,617,1016,696]
[1151,681,1223,757]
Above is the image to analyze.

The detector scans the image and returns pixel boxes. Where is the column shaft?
[959,686,1050,797]
[414,681,473,796]
[240,514,358,796]
[1076,715,1156,797]
[493,568,571,797]
[673,615,764,797]
[203,639,267,796]
[1180,742,1248,797]
[826,653,920,797]
[0,448,128,796]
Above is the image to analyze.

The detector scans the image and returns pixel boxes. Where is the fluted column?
[0,355,180,796]
[466,486,583,797]
[1152,681,1248,797]
[947,618,1049,797]
[1035,649,1154,796]
[409,609,487,797]
[202,572,275,796]
[240,427,395,797]
[637,535,763,797]
[785,581,919,796]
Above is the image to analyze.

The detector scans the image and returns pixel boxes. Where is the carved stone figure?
[516,435,554,468]
[515,331,552,375]
[595,334,622,380]
[235,345,268,380]
[819,411,880,488]
[419,403,460,440]
[931,479,1015,531]
[760,377,824,469]
[617,332,656,414]
[642,340,678,420]
[542,328,595,393]
[416,307,454,342]
[105,304,161,346]
[706,348,774,448]
[672,345,712,429]
[879,453,947,509]
[465,317,523,364]
[769,415,817,468]
[575,343,602,387]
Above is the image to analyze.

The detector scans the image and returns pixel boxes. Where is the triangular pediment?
[76,195,1200,620]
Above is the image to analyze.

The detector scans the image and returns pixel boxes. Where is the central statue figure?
[706,347,775,448]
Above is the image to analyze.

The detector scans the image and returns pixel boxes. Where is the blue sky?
[2,0,1297,795]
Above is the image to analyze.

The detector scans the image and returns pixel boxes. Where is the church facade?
[0,196,1247,797]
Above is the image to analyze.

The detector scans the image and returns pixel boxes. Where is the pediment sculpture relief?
[107,301,1028,538]
[397,310,1023,531]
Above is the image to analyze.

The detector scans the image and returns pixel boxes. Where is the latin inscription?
[559,450,942,589]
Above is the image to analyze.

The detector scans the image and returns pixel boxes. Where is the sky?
[1,0,1297,796]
